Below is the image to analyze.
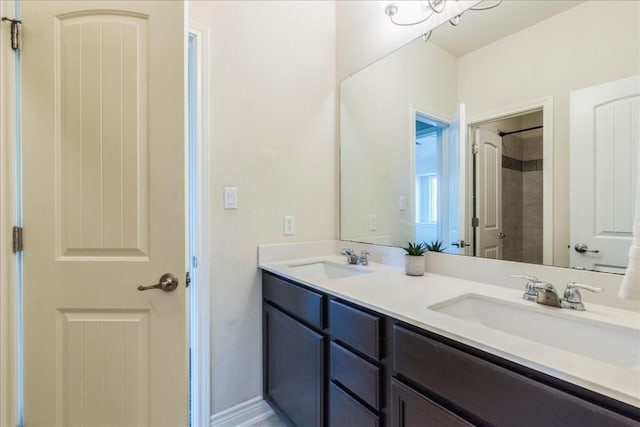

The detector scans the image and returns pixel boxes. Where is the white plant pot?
[405,255,425,276]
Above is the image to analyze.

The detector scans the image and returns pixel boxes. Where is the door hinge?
[1,17,22,51]
[472,143,479,155]
[12,226,23,253]
[185,271,191,288]
[471,217,479,228]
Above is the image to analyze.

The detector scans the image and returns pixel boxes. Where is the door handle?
[574,243,599,254]
[137,273,179,292]
[451,240,470,248]
[498,232,506,240]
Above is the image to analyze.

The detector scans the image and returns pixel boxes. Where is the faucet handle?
[561,281,603,311]
[358,251,371,265]
[340,248,358,264]
[565,281,603,293]
[511,274,540,301]
[510,274,538,282]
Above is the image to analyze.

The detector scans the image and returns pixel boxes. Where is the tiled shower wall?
[502,134,543,264]
[502,135,524,262]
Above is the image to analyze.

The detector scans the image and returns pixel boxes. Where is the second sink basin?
[429,294,640,368]
[287,261,372,280]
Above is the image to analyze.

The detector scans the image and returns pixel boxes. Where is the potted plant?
[403,242,427,276]
[425,240,446,253]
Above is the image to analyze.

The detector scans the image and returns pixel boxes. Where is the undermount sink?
[287,261,372,280]
[429,294,640,368]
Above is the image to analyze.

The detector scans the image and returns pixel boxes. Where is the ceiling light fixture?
[380,0,504,28]
[449,0,504,26]
[379,1,445,27]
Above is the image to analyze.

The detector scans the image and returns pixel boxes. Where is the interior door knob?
[137,273,179,292]
[574,243,599,254]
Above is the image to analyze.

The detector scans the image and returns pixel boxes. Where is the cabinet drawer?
[263,272,324,329]
[330,341,380,410]
[391,379,472,427]
[393,325,637,427]
[329,299,381,360]
[330,382,379,427]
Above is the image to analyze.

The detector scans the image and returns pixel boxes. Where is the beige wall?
[189,0,336,414]
[458,0,640,266]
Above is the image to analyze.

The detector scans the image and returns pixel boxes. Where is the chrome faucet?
[340,248,358,265]
[511,274,603,311]
[340,249,371,265]
[533,282,562,308]
[561,282,603,311]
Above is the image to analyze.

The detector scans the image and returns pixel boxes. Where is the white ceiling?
[429,0,584,57]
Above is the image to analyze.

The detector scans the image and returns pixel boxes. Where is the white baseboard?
[210,396,275,427]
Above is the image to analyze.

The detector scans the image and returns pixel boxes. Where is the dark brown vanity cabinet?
[263,273,326,427]
[262,271,640,427]
[263,272,385,427]
[392,325,640,427]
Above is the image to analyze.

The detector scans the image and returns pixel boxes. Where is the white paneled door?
[21,2,187,426]
[570,75,639,273]
[475,128,503,259]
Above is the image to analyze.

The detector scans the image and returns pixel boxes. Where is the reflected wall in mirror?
[340,0,639,273]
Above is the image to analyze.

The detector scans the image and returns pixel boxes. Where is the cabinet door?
[264,304,325,427]
[391,380,473,427]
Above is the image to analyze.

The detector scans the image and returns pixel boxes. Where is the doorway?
[187,24,211,427]
[413,111,461,254]
[470,108,549,263]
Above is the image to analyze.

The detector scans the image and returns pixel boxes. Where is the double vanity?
[259,245,640,426]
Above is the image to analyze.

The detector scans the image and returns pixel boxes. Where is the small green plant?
[425,240,446,252]
[403,242,427,256]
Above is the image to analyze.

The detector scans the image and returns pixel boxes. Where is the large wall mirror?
[340,0,639,273]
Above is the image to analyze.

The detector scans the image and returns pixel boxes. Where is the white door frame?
[1,1,20,425]
[410,105,451,244]
[466,97,554,265]
[0,9,212,427]
[188,21,212,427]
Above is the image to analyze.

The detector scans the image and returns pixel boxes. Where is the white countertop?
[260,255,640,409]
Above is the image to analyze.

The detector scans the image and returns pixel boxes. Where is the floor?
[248,413,287,427]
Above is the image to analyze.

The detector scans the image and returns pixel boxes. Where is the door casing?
[466,97,554,265]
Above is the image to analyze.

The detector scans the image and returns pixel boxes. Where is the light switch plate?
[368,214,377,231]
[224,187,238,209]
[284,216,295,236]
[399,195,407,211]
